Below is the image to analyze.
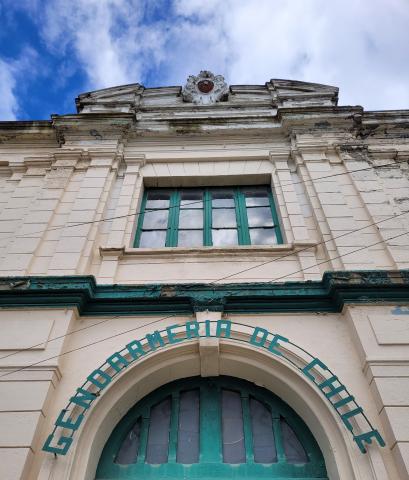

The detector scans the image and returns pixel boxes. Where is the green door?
[96,377,328,479]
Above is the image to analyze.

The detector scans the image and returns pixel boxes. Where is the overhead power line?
[1,228,407,380]
[0,163,400,245]
[1,208,408,364]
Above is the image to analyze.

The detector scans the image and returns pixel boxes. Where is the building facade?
[0,72,409,480]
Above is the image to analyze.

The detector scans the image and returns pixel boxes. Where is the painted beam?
[0,270,408,315]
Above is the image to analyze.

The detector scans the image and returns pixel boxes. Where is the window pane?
[281,418,309,464]
[244,187,270,207]
[211,189,235,208]
[143,209,169,229]
[212,229,238,246]
[222,390,245,463]
[146,190,171,209]
[180,190,203,209]
[177,390,200,464]
[146,397,172,464]
[139,230,167,248]
[115,417,142,465]
[250,398,276,463]
[249,228,277,245]
[212,209,237,228]
[179,209,203,229]
[247,207,274,227]
[178,230,203,247]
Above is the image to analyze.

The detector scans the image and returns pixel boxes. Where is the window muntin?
[97,377,328,479]
[134,186,282,248]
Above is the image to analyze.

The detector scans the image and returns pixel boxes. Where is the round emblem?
[197,79,214,94]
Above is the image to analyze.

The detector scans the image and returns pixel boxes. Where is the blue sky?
[1,0,409,120]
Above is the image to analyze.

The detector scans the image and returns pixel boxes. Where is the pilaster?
[98,154,145,283]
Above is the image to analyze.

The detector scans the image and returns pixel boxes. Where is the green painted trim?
[204,189,212,246]
[133,190,148,248]
[237,188,251,245]
[268,188,283,244]
[134,186,283,249]
[0,270,408,315]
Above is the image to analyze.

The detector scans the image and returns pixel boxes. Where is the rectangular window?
[134,186,282,248]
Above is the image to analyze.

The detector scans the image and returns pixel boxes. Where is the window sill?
[99,242,317,259]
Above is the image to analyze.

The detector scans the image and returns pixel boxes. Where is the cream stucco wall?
[1,79,409,479]
[0,307,408,479]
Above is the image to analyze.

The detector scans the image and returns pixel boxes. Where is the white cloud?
[39,0,168,89]
[171,0,409,110]
[32,0,409,110]
[0,59,19,120]
[0,49,38,120]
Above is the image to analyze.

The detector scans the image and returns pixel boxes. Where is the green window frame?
[96,376,328,479]
[133,186,283,248]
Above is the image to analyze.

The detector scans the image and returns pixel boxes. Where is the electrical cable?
[1,229,407,380]
[208,209,409,284]
[0,314,179,379]
[1,208,408,363]
[0,163,400,245]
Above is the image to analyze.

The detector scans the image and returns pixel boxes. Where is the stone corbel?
[367,146,399,166]
[52,149,87,169]
[99,246,125,258]
[87,149,119,169]
[268,150,290,171]
[124,154,146,176]
[290,147,304,169]
[396,151,409,164]
[23,155,53,176]
[297,144,328,163]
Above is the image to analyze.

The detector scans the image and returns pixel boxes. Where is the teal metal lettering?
[353,430,386,453]
[55,409,84,431]
[126,340,145,360]
[87,369,112,389]
[318,376,346,399]
[302,358,328,382]
[186,321,200,338]
[166,324,184,343]
[216,320,231,338]
[70,388,96,409]
[42,434,73,455]
[106,352,129,373]
[333,395,355,409]
[341,407,363,431]
[250,326,268,347]
[146,330,165,349]
[43,321,386,457]
[268,333,288,356]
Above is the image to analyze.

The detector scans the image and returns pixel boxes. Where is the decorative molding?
[182,71,229,105]
[98,242,317,259]
[0,270,408,315]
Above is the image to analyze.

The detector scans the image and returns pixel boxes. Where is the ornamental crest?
[182,71,228,105]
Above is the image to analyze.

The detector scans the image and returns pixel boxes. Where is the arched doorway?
[96,376,328,479]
